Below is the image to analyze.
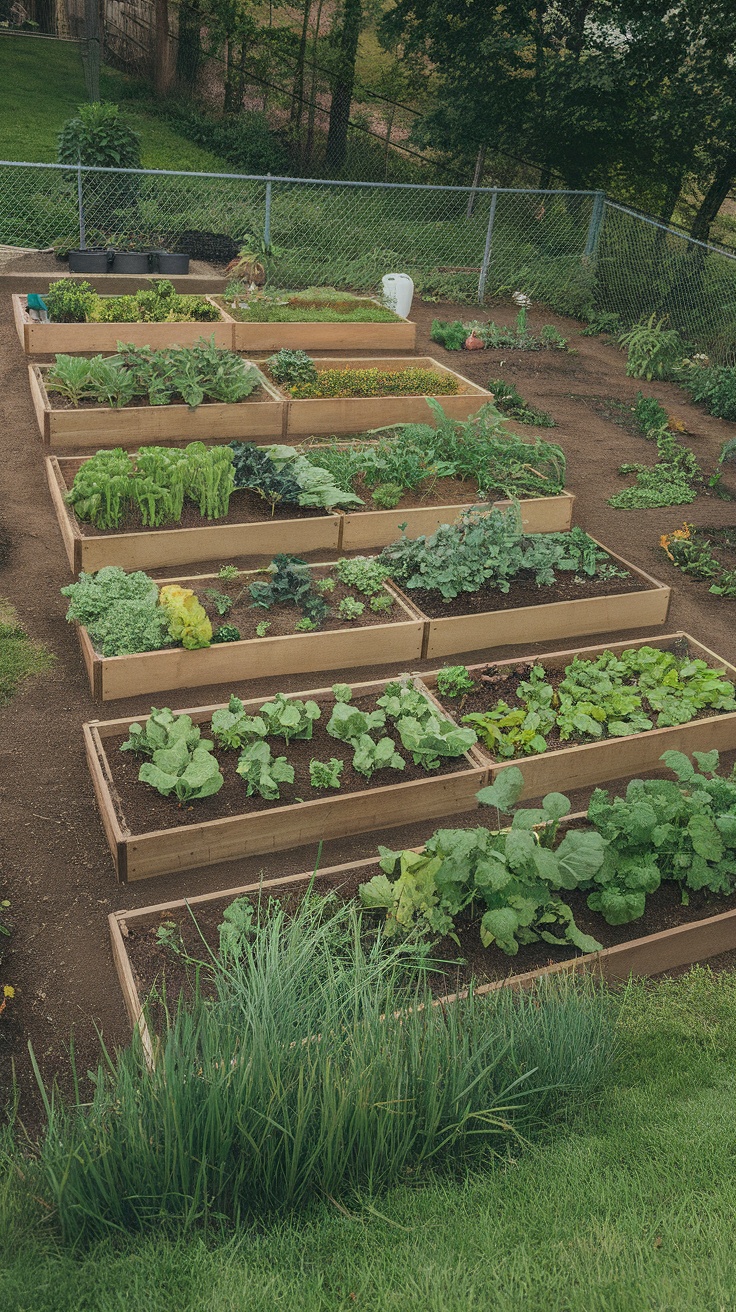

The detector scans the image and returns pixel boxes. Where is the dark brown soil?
[405,566,649,619]
[7,283,736,1125]
[123,859,736,1011]
[104,692,477,833]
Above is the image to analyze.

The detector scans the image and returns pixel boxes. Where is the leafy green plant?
[236,741,294,799]
[436,665,474,698]
[489,380,555,427]
[333,557,391,596]
[337,597,365,620]
[138,736,223,803]
[61,566,170,657]
[371,483,404,508]
[379,508,615,601]
[361,767,604,954]
[352,734,405,779]
[619,315,683,380]
[586,750,736,924]
[609,427,701,508]
[249,554,329,625]
[309,758,344,789]
[267,349,318,388]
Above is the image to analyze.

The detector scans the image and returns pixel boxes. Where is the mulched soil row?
[5,280,736,1122]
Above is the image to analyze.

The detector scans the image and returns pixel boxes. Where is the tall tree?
[325,0,362,173]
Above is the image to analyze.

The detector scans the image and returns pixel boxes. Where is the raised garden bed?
[418,540,670,660]
[85,675,489,881]
[47,455,341,573]
[423,632,736,799]
[216,295,417,352]
[279,357,492,436]
[73,562,425,701]
[46,453,575,572]
[28,362,286,449]
[109,843,736,1054]
[13,293,232,355]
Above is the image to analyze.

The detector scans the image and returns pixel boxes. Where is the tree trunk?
[291,0,313,130]
[325,0,361,175]
[690,156,736,244]
[176,0,202,88]
[154,0,173,96]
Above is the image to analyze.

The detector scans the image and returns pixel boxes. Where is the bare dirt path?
[2,282,736,1117]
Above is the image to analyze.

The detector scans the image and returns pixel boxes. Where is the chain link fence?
[2,160,736,359]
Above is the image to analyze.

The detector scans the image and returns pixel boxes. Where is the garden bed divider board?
[420,541,671,661]
[47,456,575,572]
[13,294,233,355]
[46,455,342,573]
[76,564,426,701]
[225,300,417,353]
[86,673,489,881]
[110,840,736,1064]
[339,491,576,550]
[28,363,287,449]
[419,632,736,800]
[283,357,493,436]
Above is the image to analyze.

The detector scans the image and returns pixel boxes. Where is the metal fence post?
[477,187,498,303]
[584,190,605,260]
[264,174,272,250]
[77,162,86,250]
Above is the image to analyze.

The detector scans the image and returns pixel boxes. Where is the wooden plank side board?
[110,845,736,1043]
[87,673,488,881]
[13,294,233,354]
[421,542,671,660]
[421,632,736,799]
[77,571,426,701]
[340,491,575,550]
[30,364,287,449]
[48,456,341,573]
[232,317,417,353]
[283,355,492,436]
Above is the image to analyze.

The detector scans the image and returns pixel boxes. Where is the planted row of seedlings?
[61,510,670,700]
[86,632,736,882]
[46,409,574,572]
[109,735,736,1056]
[14,282,416,354]
[29,345,487,448]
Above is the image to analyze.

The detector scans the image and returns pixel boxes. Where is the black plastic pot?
[68,249,111,274]
[111,251,151,275]
[155,252,190,275]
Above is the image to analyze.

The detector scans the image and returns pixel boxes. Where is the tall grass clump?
[32,895,618,1243]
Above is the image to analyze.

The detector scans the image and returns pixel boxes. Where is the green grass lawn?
[2,967,736,1311]
[0,33,230,172]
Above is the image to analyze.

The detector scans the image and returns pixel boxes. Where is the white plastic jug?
[381,272,414,319]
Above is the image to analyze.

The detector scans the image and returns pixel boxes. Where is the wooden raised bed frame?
[422,540,670,660]
[72,544,669,702]
[47,455,341,573]
[222,297,417,353]
[283,356,492,436]
[110,842,736,1061]
[86,674,489,882]
[76,564,425,701]
[422,631,736,800]
[47,454,575,573]
[13,293,233,355]
[28,362,286,449]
